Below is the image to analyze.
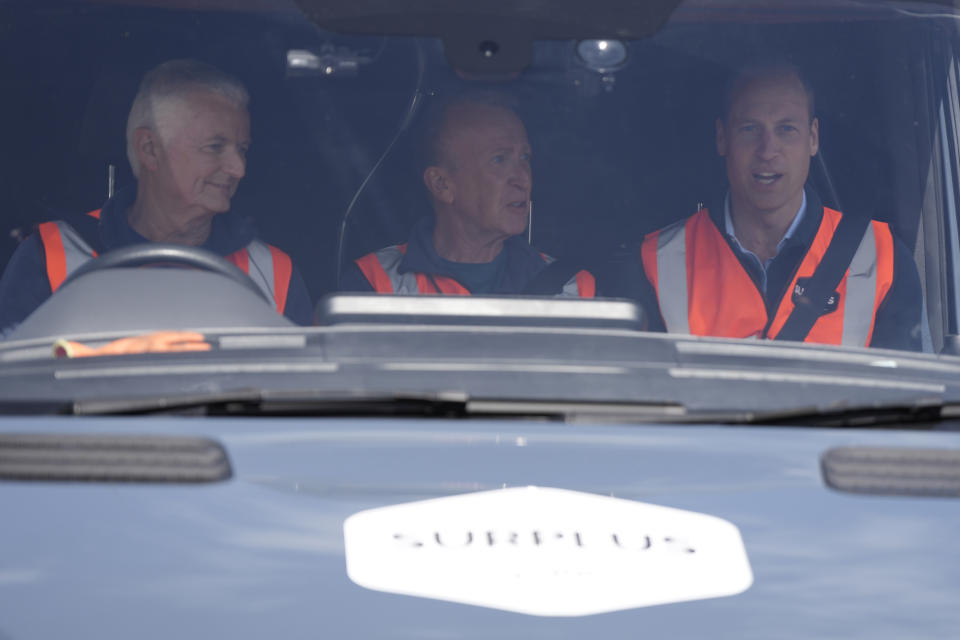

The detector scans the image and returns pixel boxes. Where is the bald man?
[342,93,595,297]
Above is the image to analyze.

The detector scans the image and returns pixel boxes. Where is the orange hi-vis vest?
[354,243,596,297]
[640,206,895,346]
[37,209,294,314]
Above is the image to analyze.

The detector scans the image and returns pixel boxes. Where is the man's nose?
[223,146,246,179]
[510,160,532,191]
[756,128,780,159]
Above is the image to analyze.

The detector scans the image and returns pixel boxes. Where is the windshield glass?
[1,0,959,411]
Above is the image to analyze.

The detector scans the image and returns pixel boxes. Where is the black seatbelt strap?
[773,211,871,342]
[522,259,584,295]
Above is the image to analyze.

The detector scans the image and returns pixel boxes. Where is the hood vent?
[821,446,960,498]
[0,433,232,483]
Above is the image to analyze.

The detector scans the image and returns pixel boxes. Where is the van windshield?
[0,0,957,411]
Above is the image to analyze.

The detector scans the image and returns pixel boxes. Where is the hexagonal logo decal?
[343,486,752,616]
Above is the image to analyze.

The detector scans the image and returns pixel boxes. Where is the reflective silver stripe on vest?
[373,245,422,293]
[841,223,878,347]
[374,246,586,296]
[243,240,278,310]
[560,272,586,297]
[543,253,586,297]
[54,223,280,308]
[57,222,97,284]
[655,219,690,334]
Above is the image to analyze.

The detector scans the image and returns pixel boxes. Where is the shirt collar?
[400,216,543,275]
[724,189,807,261]
[97,184,255,255]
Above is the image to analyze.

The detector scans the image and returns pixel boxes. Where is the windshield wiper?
[6,391,956,430]
[700,400,960,430]
[66,390,472,417]
[61,390,685,420]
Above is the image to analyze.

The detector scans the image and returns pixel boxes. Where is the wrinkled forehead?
[440,103,529,154]
[154,88,250,140]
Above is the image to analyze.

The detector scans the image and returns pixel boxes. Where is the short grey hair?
[125,59,249,177]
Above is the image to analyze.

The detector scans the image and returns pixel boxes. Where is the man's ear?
[133,127,160,172]
[423,165,455,205]
[715,118,728,157]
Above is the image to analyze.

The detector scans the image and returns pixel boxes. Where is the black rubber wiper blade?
[708,400,960,430]
[70,391,686,420]
[463,399,686,422]
[70,389,472,417]
[0,400,75,415]
[71,388,265,416]
[11,392,955,429]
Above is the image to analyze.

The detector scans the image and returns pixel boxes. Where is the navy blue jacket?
[0,186,312,332]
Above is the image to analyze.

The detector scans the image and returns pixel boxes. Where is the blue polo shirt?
[723,190,807,293]
[341,217,554,295]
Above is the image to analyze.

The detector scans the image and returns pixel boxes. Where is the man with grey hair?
[0,59,312,330]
